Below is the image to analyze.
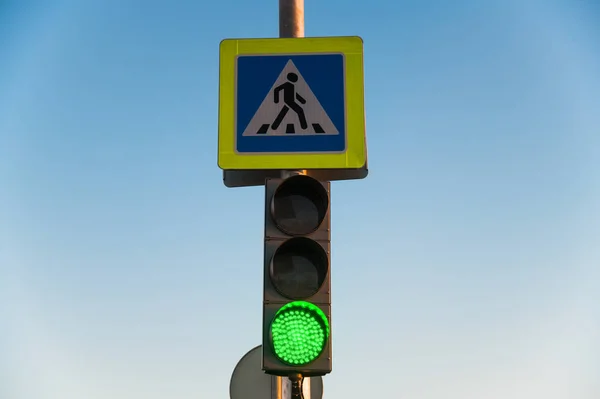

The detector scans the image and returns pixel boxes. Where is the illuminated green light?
[270,301,330,366]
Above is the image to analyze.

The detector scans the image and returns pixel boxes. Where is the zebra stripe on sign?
[256,122,326,135]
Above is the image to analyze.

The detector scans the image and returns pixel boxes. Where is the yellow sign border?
[218,36,366,170]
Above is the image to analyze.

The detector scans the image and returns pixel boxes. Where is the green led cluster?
[270,301,330,366]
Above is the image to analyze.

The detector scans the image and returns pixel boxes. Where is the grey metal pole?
[272,374,311,399]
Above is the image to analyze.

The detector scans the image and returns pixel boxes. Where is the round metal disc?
[230,346,324,399]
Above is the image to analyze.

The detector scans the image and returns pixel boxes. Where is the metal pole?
[279,0,306,179]
[279,0,304,38]
[274,3,310,398]
[272,375,311,399]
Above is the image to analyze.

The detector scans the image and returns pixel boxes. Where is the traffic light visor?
[270,301,330,366]
[271,175,328,236]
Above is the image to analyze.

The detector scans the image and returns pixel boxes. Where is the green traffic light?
[270,301,330,366]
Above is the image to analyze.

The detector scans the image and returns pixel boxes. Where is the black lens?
[270,237,328,299]
[271,175,328,236]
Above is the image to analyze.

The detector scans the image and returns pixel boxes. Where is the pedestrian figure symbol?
[272,72,308,131]
[241,59,339,137]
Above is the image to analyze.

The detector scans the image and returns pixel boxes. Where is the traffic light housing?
[262,174,332,377]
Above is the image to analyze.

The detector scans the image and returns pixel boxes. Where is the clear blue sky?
[1,1,599,398]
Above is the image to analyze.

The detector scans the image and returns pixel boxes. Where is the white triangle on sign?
[242,60,340,136]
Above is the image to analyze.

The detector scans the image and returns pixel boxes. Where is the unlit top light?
[271,175,328,236]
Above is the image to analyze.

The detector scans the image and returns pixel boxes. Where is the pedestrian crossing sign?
[218,36,366,170]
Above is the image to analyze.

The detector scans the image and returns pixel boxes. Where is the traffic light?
[262,174,332,377]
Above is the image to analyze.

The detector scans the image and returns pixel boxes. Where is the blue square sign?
[235,54,346,154]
